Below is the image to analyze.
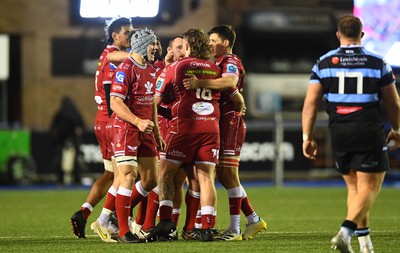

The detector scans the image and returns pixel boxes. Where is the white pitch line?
[0,230,399,240]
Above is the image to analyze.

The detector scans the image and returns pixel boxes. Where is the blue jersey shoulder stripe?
[318,68,381,79]
[319,48,341,61]
[309,79,320,84]
[325,93,379,103]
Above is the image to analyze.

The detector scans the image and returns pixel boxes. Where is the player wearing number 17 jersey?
[302,15,399,253]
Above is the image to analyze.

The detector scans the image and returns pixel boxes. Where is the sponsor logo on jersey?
[190,61,211,68]
[226,63,239,74]
[150,72,157,77]
[156,78,165,90]
[115,71,125,83]
[339,56,368,66]
[186,69,218,76]
[94,96,103,105]
[340,56,368,62]
[192,116,217,121]
[145,81,153,94]
[192,102,214,115]
[113,85,123,91]
[336,106,363,114]
[137,96,154,103]
[331,57,340,64]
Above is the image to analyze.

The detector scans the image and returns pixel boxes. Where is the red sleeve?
[110,62,134,100]
[155,65,174,98]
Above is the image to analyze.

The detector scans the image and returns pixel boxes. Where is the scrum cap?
[130,28,157,56]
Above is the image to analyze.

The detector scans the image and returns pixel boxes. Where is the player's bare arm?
[183,74,238,91]
[152,100,166,151]
[381,82,400,149]
[154,92,163,108]
[110,96,154,133]
[107,51,129,65]
[301,82,323,160]
[230,92,246,116]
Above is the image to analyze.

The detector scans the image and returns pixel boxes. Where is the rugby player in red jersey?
[106,35,188,239]
[109,28,166,243]
[70,17,133,241]
[147,28,221,242]
[183,25,267,241]
[138,35,191,237]
[129,36,163,237]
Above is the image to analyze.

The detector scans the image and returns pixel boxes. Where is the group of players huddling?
[70,17,267,243]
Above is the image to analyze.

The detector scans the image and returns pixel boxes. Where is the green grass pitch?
[0,186,399,252]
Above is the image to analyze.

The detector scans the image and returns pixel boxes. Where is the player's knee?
[141,177,157,191]
[186,176,199,191]
[139,171,158,189]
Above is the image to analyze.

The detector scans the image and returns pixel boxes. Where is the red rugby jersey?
[156,57,221,134]
[110,56,158,129]
[215,54,245,115]
[94,45,121,122]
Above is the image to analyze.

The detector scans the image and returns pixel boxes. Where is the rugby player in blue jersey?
[302,15,400,253]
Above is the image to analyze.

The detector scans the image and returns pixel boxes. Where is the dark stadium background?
[0,0,399,186]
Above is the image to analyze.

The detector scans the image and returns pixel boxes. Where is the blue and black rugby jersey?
[309,45,396,151]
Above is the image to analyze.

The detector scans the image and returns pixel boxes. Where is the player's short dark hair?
[208,25,236,48]
[183,28,211,60]
[105,17,132,45]
[168,35,183,48]
[337,15,363,39]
